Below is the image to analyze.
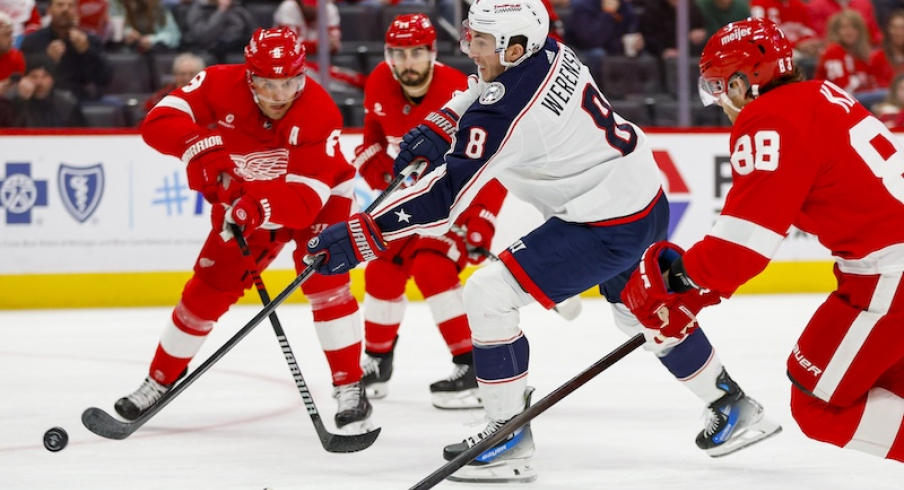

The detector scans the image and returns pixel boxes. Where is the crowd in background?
[4,0,904,128]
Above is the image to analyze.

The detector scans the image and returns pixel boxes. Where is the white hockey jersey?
[372,39,663,240]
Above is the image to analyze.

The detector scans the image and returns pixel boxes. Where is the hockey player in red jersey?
[623,17,904,462]
[354,13,507,409]
[115,27,373,434]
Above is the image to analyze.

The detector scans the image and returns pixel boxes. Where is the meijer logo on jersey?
[720,27,752,45]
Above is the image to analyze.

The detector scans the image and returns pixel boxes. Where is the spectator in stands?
[179,0,255,62]
[109,0,181,52]
[872,71,904,128]
[815,10,884,107]
[273,0,340,54]
[78,0,111,43]
[566,0,641,75]
[870,9,904,88]
[875,1,904,30]
[8,54,85,127]
[0,11,25,89]
[808,0,882,46]
[750,0,822,58]
[638,0,706,59]
[696,0,750,38]
[19,0,113,101]
[143,51,204,112]
[0,0,42,46]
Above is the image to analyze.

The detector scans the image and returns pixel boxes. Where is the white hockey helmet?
[461,0,549,67]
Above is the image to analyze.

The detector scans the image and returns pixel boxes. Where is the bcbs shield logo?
[58,164,104,223]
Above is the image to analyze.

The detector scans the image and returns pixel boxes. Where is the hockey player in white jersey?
[306,0,781,482]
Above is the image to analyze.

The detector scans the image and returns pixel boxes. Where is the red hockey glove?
[354,142,394,191]
[305,213,387,275]
[459,207,497,265]
[620,241,720,343]
[183,130,235,203]
[225,196,267,237]
[393,108,459,181]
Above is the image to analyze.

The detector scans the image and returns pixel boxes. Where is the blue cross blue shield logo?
[58,163,104,223]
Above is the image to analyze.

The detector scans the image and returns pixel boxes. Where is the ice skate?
[114,369,186,421]
[697,369,782,457]
[443,387,536,483]
[334,381,374,435]
[361,337,396,399]
[429,361,481,409]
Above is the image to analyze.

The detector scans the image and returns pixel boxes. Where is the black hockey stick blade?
[81,407,134,440]
[320,423,382,453]
[407,333,645,490]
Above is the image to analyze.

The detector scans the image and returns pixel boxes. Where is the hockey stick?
[230,224,379,453]
[469,245,583,321]
[82,161,426,441]
[407,333,645,490]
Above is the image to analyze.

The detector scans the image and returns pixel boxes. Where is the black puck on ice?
[43,427,68,452]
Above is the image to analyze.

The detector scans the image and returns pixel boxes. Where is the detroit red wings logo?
[232,149,289,181]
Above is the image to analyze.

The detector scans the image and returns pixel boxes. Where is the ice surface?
[2,295,902,489]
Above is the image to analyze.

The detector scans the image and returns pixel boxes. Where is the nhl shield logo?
[58,164,104,223]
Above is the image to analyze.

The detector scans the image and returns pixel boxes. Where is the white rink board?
[0,132,832,275]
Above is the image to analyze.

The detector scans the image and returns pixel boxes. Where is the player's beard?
[396,66,433,98]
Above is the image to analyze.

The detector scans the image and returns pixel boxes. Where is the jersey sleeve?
[141,69,219,159]
[371,104,519,240]
[682,108,819,295]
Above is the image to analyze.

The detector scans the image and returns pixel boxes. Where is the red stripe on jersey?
[498,250,557,309]
[586,188,663,227]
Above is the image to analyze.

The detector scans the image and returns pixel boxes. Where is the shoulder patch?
[479,82,506,105]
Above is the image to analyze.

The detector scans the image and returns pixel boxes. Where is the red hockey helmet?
[385,13,437,50]
[698,18,794,106]
[244,27,306,79]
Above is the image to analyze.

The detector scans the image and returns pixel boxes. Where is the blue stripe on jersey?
[473,334,530,382]
[373,39,561,236]
[657,328,715,380]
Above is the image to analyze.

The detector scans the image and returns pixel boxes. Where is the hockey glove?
[393,108,459,180]
[305,213,387,275]
[225,196,267,237]
[620,241,721,343]
[183,130,236,203]
[459,207,497,265]
[354,142,394,191]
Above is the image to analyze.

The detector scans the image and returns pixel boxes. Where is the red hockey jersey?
[684,80,904,295]
[142,64,354,231]
[357,60,468,168]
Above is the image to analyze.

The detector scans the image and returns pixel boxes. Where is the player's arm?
[682,112,815,295]
[141,69,234,202]
[454,179,507,262]
[354,103,394,191]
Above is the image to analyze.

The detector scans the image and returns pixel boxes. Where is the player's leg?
[411,239,480,409]
[609,302,781,456]
[115,230,286,420]
[359,239,412,399]
[444,218,626,482]
[788,270,904,461]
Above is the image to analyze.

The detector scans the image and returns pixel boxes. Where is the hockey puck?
[43,427,68,452]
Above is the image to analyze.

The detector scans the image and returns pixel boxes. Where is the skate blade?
[446,458,537,483]
[707,417,783,458]
[364,382,388,399]
[431,389,482,410]
[337,417,376,436]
